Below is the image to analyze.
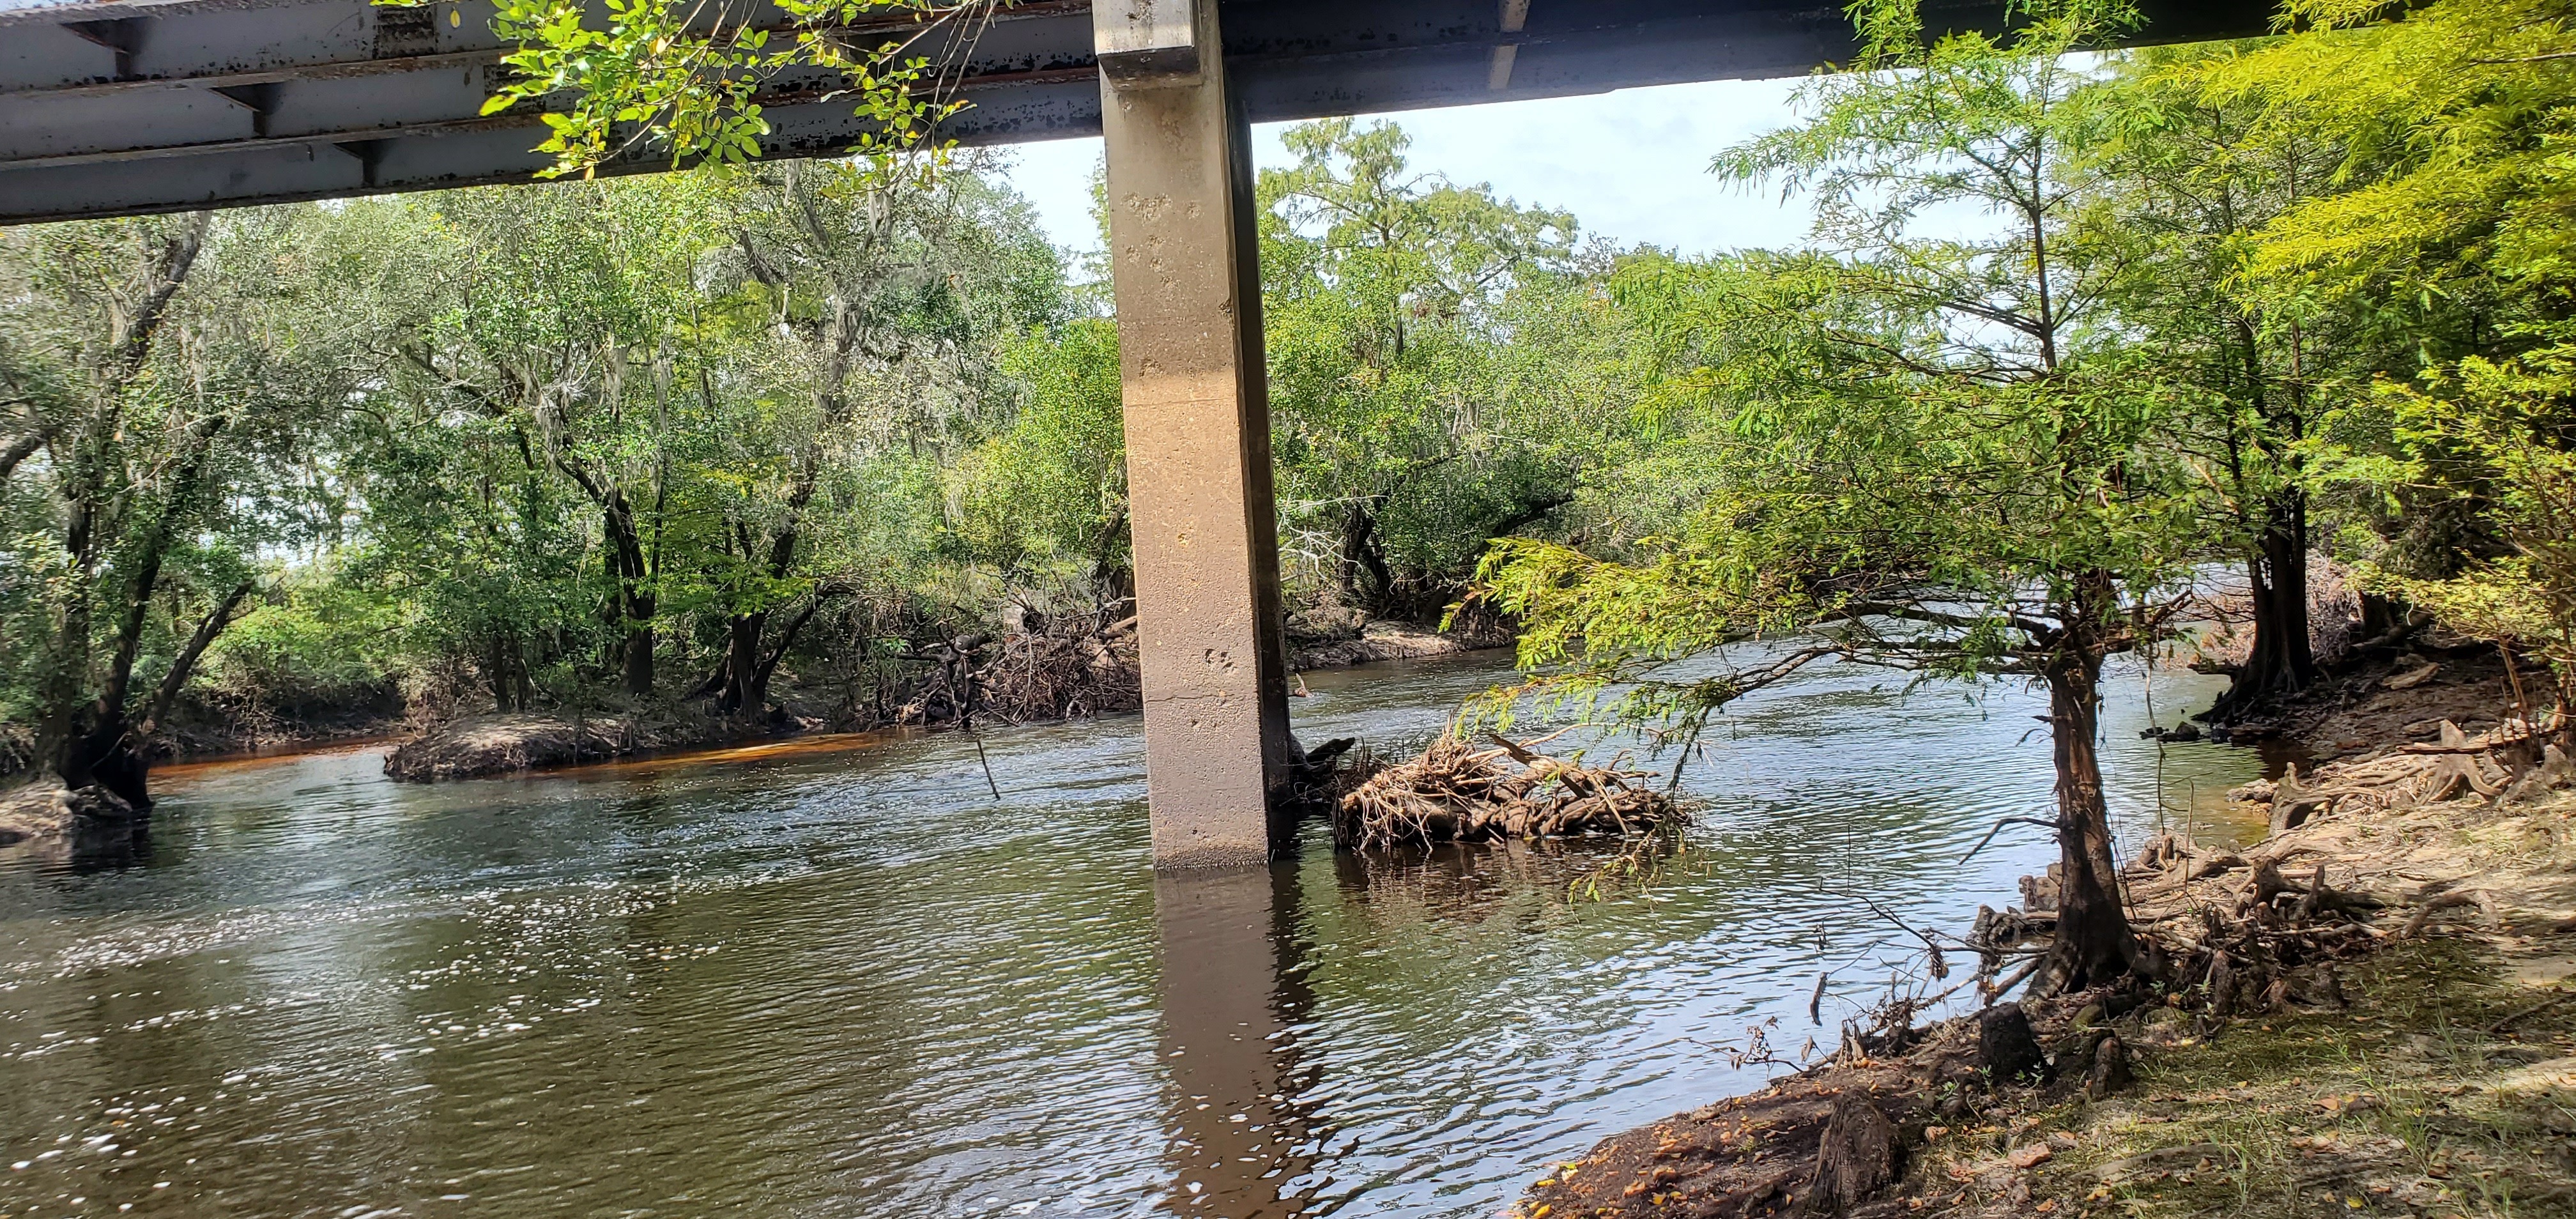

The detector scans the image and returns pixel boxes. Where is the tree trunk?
[34,545,95,782]
[487,633,532,712]
[131,581,251,732]
[52,718,151,812]
[620,610,654,698]
[602,492,654,697]
[0,427,49,483]
[1339,496,1394,614]
[41,586,250,815]
[1093,507,1134,606]
[755,597,824,699]
[23,213,214,818]
[2359,590,2404,638]
[1487,492,1574,541]
[2041,643,2146,992]
[2207,492,2315,722]
[719,611,769,716]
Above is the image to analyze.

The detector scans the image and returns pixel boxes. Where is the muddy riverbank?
[379,708,737,782]
[2211,640,2526,763]
[1518,669,2576,1219]
[0,694,408,785]
[378,617,1505,783]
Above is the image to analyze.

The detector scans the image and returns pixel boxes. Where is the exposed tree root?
[1522,700,2576,1216]
[2228,717,2569,834]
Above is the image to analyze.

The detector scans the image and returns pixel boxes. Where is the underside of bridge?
[1,0,2276,866]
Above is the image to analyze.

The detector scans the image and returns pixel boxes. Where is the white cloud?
[995,75,1828,264]
[1269,77,1821,256]
[992,69,2041,273]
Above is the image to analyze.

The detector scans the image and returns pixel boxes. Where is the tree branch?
[0,425,50,482]
[138,579,258,737]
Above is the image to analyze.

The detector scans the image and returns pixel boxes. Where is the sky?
[995,75,1830,264]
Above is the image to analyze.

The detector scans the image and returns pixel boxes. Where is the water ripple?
[0,652,2260,1218]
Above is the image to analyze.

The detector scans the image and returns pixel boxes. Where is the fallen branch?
[2487,983,2576,1033]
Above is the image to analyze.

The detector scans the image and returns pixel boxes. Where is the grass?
[1969,941,2576,1218]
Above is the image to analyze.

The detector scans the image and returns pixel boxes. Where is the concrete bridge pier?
[1095,0,1296,868]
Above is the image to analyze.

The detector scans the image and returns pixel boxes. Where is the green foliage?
[2207,0,2576,305]
[2173,0,2576,716]
[1471,0,2576,752]
[201,574,404,707]
[0,156,1070,728]
[1478,263,2198,731]
[0,208,367,772]
[1478,0,2195,737]
[2355,351,2576,709]
[385,0,993,180]
[1257,118,1599,618]
[2078,42,2377,514]
[950,319,1129,580]
[0,114,1627,742]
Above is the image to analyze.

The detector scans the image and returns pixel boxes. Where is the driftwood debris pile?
[1959,841,2388,1043]
[969,615,1142,724]
[2133,841,2384,1015]
[1331,732,1680,850]
[1969,808,2400,1009]
[893,615,1142,728]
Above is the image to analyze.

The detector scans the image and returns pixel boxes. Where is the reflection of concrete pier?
[1154,866,1319,1216]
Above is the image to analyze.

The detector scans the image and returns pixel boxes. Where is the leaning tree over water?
[0,210,355,809]
[1475,0,2196,992]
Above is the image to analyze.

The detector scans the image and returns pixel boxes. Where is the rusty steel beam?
[0,0,2278,224]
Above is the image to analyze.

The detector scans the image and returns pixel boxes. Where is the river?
[0,650,2267,1218]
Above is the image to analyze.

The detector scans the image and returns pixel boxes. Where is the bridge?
[1,0,2276,866]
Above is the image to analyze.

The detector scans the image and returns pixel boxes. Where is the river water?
[0,651,2266,1218]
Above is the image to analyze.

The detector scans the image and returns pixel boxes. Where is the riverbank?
[2207,639,2520,764]
[379,709,733,783]
[1290,620,1509,670]
[374,617,1505,783]
[1519,691,2576,1216]
[0,781,143,849]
